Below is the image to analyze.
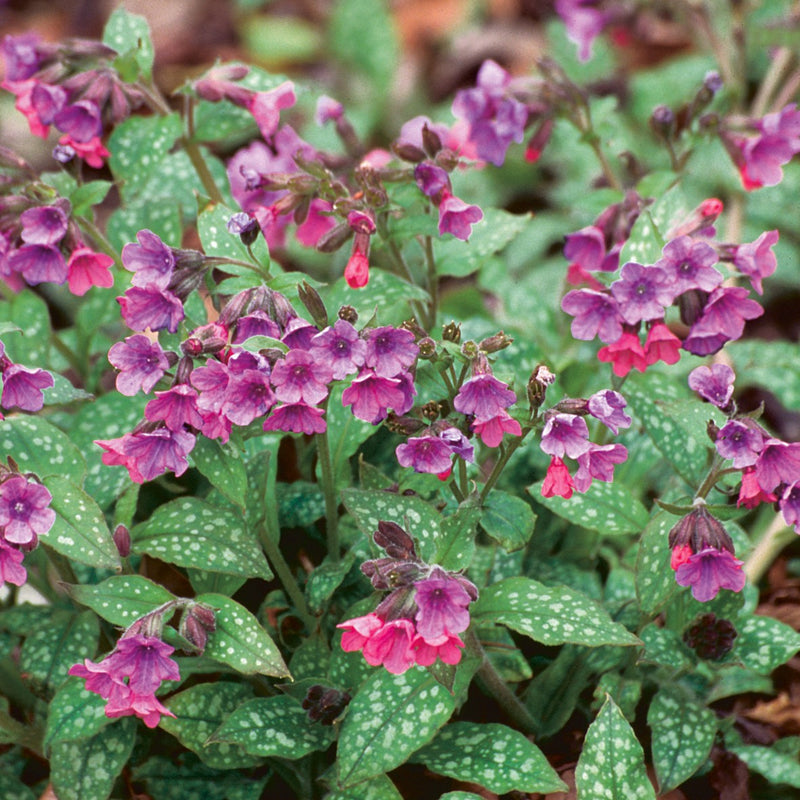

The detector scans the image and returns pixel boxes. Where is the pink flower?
[644,322,681,366]
[362,619,416,674]
[0,363,53,411]
[731,229,778,295]
[344,249,369,288]
[414,632,464,666]
[66,247,114,295]
[597,332,647,377]
[0,542,27,587]
[145,385,204,432]
[437,192,483,241]
[59,134,109,169]
[342,370,407,424]
[247,81,296,140]
[271,350,331,406]
[737,466,777,509]
[108,335,170,396]
[542,456,575,499]
[471,410,522,448]
[262,402,326,434]
[573,442,628,492]
[414,570,473,640]
[0,475,55,546]
[338,613,384,652]
[541,413,590,459]
[674,547,746,603]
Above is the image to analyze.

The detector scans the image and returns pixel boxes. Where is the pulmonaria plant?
[338,521,478,673]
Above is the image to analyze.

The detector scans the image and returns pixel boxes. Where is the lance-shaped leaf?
[635,512,676,614]
[472,577,640,647]
[337,667,455,787]
[44,678,112,752]
[190,436,248,509]
[196,593,289,677]
[210,695,334,758]
[50,718,136,800]
[131,498,271,579]
[436,503,480,572]
[576,695,656,799]
[648,688,717,793]
[529,478,649,536]
[411,722,565,795]
[1,416,86,482]
[41,476,120,571]
[726,741,800,789]
[68,575,176,628]
[161,683,262,769]
[480,491,537,551]
[326,774,403,800]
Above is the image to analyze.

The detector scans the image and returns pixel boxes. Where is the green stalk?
[465,628,538,735]
[422,234,438,331]
[316,420,341,563]
[479,429,530,504]
[744,513,795,585]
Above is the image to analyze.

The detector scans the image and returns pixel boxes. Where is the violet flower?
[731,229,778,295]
[364,327,418,379]
[108,335,170,396]
[310,320,367,381]
[587,389,631,435]
[0,475,55,546]
[715,420,764,468]
[262,402,326,434]
[1,363,53,412]
[438,193,483,241]
[117,285,185,334]
[674,548,746,603]
[561,289,623,343]
[414,569,474,640]
[610,262,674,325]
[540,413,591,459]
[121,229,175,290]
[655,235,722,295]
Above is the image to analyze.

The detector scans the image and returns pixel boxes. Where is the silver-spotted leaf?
[44,677,112,751]
[0,416,86,483]
[68,575,176,627]
[635,512,676,614]
[480,491,537,551]
[735,615,800,674]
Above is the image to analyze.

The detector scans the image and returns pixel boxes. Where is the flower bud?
[385,413,426,436]
[298,281,328,329]
[401,317,428,340]
[479,331,513,353]
[179,602,217,653]
[442,321,461,343]
[392,142,426,163]
[113,524,131,558]
[668,504,735,555]
[302,684,351,725]
[337,305,358,324]
[683,612,737,660]
[316,221,353,253]
[373,520,416,560]
[421,123,443,158]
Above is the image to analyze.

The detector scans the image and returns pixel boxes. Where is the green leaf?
[42,373,93,406]
[68,575,176,627]
[728,339,800,411]
[196,593,290,677]
[620,183,687,265]
[735,615,800,674]
[648,688,717,792]
[342,488,441,563]
[41,476,121,571]
[0,773,36,800]
[0,415,86,482]
[473,577,641,648]
[576,695,656,800]
[329,0,398,102]
[211,695,334,757]
[324,384,380,487]
[411,722,565,795]
[20,610,99,695]
[1,290,52,366]
[337,667,455,787]
[197,201,270,273]
[635,512,677,614]
[726,741,800,789]
[480,491,536,551]
[50,718,136,800]
[638,624,694,671]
[107,199,182,252]
[161,683,261,769]
[435,209,532,277]
[306,552,356,613]
[190,436,248,508]
[436,503,480,572]
[277,480,326,527]
[529,478,649,536]
[131,498,271,579]
[69,180,113,217]
[325,774,403,800]
[103,7,155,80]
[44,677,113,751]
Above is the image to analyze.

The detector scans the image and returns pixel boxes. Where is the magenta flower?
[191,359,231,413]
[233,310,281,344]
[108,335,169,396]
[715,420,764,468]
[246,81,296,140]
[610,262,674,325]
[644,322,681,366]
[573,442,628,492]
[96,434,146,483]
[471,410,521,448]
[342,370,407,424]
[310,320,366,381]
[541,413,590,459]
[0,542,27,588]
[561,289,623,343]
[779,482,800,533]
[737,467,777,509]
[7,243,68,285]
[362,619,416,675]
[541,456,575,499]
[364,327,418,379]
[687,363,735,408]
[655,235,722,294]
[262,402,326,434]
[271,350,331,405]
[223,369,276,426]
[1,363,53,411]
[315,95,344,125]
[596,332,647,377]
[414,569,474,640]
[731,229,778,295]
[122,428,196,482]
[338,612,384,652]
[437,192,483,241]
[58,134,109,169]
[117,285,185,333]
[145,385,204,432]
[563,225,607,272]
[295,199,336,248]
[675,548,746,603]
[754,439,800,493]
[414,632,464,666]
[454,373,516,419]
[555,0,608,62]
[66,247,114,296]
[19,204,68,246]
[121,229,175,289]
[396,435,454,475]
[0,475,55,546]
[690,286,763,341]
[587,389,631,435]
[736,104,800,189]
[1,33,45,81]
[54,99,102,143]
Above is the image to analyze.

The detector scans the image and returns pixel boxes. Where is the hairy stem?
[316,422,341,563]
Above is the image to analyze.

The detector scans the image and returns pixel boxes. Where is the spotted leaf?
[68,575,176,628]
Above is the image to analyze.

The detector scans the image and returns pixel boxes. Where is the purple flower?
[1,34,44,81]
[7,244,68,285]
[675,548,746,602]
[342,370,407,424]
[281,318,320,351]
[561,289,623,343]
[364,327,418,378]
[780,481,800,533]
[0,542,27,588]
[687,363,735,408]
[54,99,103,143]
[396,435,453,475]
[573,442,628,492]
[564,225,607,272]
[414,163,450,199]
[1,363,53,412]
[451,59,528,166]
[655,235,722,294]
[118,285,185,333]
[222,368,276,426]
[393,370,417,416]
[686,286,763,349]
[731,229,778,295]
[19,204,69,246]
[30,82,66,126]
[145,385,204,432]
[123,427,196,482]
[439,427,474,462]
[232,310,281,344]
[107,634,181,695]
[310,320,367,380]
[246,81,296,141]
[438,193,483,241]
[610,262,674,325]
[737,104,800,189]
[108,335,169,396]
[555,0,607,62]
[315,95,344,125]
[755,439,800,493]
[271,350,331,405]
[453,373,516,420]
[0,475,55,546]
[414,569,474,640]
[262,402,326,434]
[121,229,175,289]
[587,390,631,434]
[715,420,764,468]
[540,413,590,459]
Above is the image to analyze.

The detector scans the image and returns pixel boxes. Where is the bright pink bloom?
[437,192,483,241]
[0,475,54,546]
[295,199,336,247]
[670,543,693,570]
[262,402,326,434]
[337,612,384,652]
[471,410,522,448]
[96,434,146,483]
[344,249,369,288]
[342,370,407,424]
[247,81,296,140]
[414,632,464,666]
[737,467,777,509]
[362,619,416,674]
[0,543,27,587]
[541,456,575,499]
[59,134,109,169]
[145,385,204,432]
[597,332,647,377]
[66,247,114,295]
[644,322,681,366]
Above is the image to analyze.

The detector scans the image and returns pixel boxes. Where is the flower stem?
[744,512,795,585]
[316,421,341,563]
[422,234,438,331]
[465,628,538,735]
[479,430,529,504]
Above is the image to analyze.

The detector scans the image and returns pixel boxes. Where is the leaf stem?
[316,419,341,563]
[743,512,795,585]
[479,430,530,504]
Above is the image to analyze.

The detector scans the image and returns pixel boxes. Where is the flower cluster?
[540,390,630,498]
[0,467,55,589]
[561,201,774,376]
[1,33,142,167]
[689,364,800,533]
[0,339,53,414]
[668,501,746,603]
[0,198,113,295]
[337,521,478,674]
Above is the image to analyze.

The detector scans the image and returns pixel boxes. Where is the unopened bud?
[442,321,461,343]
[227,212,260,247]
[298,281,328,329]
[113,524,131,558]
[392,142,426,163]
[650,104,675,139]
[373,520,416,560]
[479,331,513,353]
[385,412,426,436]
[338,305,358,324]
[302,684,351,725]
[707,419,720,442]
[316,222,353,253]
[421,124,443,158]
[179,602,216,654]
